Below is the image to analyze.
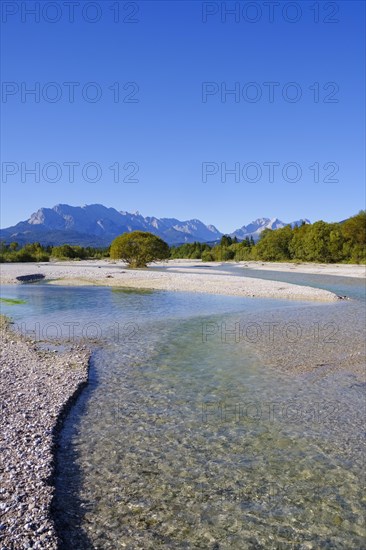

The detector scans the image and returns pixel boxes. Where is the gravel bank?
[0,316,90,549]
[0,261,341,302]
[236,260,366,278]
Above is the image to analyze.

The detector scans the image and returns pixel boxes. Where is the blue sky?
[1,0,365,232]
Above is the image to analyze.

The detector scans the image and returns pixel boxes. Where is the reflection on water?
[1,281,365,548]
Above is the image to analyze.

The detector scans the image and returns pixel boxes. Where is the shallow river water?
[0,269,365,549]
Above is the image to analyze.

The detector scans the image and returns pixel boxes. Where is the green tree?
[51,244,87,259]
[255,226,293,261]
[9,242,18,251]
[328,225,345,262]
[289,223,309,260]
[301,221,335,263]
[341,211,366,245]
[110,231,170,268]
[220,235,233,247]
[15,249,35,262]
[201,249,214,261]
[231,241,253,261]
[190,242,203,259]
[211,245,235,261]
[52,245,77,259]
[341,211,366,262]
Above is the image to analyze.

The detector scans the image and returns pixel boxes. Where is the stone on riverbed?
[16,274,46,283]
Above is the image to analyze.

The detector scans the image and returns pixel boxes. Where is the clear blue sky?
[1,0,365,232]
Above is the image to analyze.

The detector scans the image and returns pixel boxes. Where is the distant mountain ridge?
[232,217,311,240]
[0,204,310,246]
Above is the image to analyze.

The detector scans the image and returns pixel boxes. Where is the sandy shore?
[0,316,90,549]
[0,260,352,302]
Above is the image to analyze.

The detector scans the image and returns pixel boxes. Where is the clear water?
[1,277,365,549]
[237,267,366,302]
[153,263,366,301]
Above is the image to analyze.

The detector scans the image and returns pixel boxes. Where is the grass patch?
[0,297,27,305]
[112,287,155,295]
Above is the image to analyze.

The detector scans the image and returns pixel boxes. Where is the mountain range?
[0,204,311,247]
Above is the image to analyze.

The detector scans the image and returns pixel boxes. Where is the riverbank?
[0,260,348,302]
[0,267,364,547]
[0,316,90,549]
[168,259,366,278]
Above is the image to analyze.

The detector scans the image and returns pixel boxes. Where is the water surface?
[1,277,365,549]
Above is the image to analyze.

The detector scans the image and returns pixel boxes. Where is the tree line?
[0,242,109,262]
[170,211,366,264]
[1,211,365,264]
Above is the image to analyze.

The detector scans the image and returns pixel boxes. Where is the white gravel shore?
[0,260,353,302]
[0,316,90,549]
[236,260,366,278]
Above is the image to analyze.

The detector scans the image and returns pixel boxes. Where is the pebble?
[0,317,90,549]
